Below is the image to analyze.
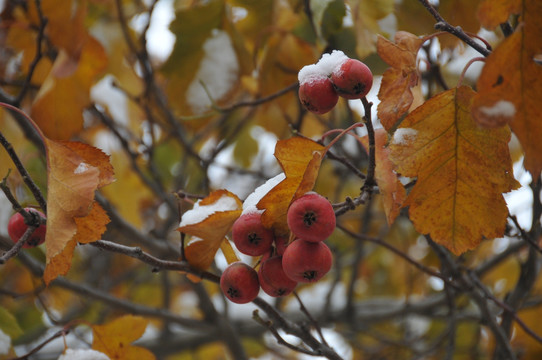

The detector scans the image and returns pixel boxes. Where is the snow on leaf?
[58,348,111,360]
[377,31,424,131]
[472,0,542,179]
[257,137,325,236]
[92,315,154,360]
[178,190,242,271]
[242,173,286,215]
[389,86,519,255]
[391,128,418,146]
[44,140,114,284]
[360,129,406,225]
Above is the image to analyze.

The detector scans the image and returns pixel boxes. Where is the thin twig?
[0,128,47,213]
[293,291,328,346]
[417,0,491,57]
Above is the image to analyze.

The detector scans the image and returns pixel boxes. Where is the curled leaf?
[178,190,242,271]
[257,137,326,235]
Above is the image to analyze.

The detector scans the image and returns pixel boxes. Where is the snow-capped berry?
[331,58,373,99]
[298,77,339,114]
[258,256,297,297]
[7,208,46,248]
[287,192,335,242]
[220,262,260,304]
[232,212,274,256]
[282,239,333,283]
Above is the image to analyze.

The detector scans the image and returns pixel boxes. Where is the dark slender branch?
[293,291,328,346]
[361,98,376,188]
[252,310,320,356]
[338,224,449,283]
[0,129,47,212]
[219,82,298,113]
[89,240,220,283]
[0,225,35,264]
[15,0,48,105]
[417,0,491,57]
[10,329,70,360]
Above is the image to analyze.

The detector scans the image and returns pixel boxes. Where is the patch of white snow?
[392,128,418,145]
[179,194,240,227]
[479,100,516,118]
[186,29,239,114]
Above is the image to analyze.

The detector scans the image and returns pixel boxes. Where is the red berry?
[274,236,289,256]
[331,59,373,99]
[220,262,260,304]
[7,208,46,248]
[232,213,274,256]
[282,239,332,283]
[298,77,339,114]
[287,192,335,242]
[258,256,297,297]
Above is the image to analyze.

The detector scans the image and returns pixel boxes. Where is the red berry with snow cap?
[258,256,297,297]
[232,212,274,256]
[282,239,332,283]
[287,192,335,242]
[331,58,373,99]
[298,64,338,115]
[220,262,260,304]
[298,78,338,114]
[7,208,46,248]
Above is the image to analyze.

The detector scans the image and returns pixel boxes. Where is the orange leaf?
[477,0,521,30]
[73,202,110,244]
[43,202,110,284]
[44,139,114,284]
[377,32,424,131]
[472,0,542,179]
[257,137,326,235]
[43,239,77,285]
[178,190,243,271]
[360,129,406,225]
[389,86,519,255]
[92,315,155,360]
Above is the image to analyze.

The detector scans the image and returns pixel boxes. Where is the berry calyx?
[282,240,332,283]
[331,58,373,99]
[287,192,336,242]
[232,212,274,256]
[258,256,297,297]
[220,262,260,304]
[7,208,47,248]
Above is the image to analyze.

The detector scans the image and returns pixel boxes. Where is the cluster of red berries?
[298,50,373,114]
[220,192,336,304]
[7,208,47,248]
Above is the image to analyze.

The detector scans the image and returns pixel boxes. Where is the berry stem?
[321,122,365,156]
[361,97,376,188]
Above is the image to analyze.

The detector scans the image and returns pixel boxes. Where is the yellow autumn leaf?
[389,86,519,255]
[43,139,114,284]
[377,31,424,131]
[472,0,542,180]
[31,36,107,140]
[477,0,521,30]
[257,137,325,236]
[92,315,155,360]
